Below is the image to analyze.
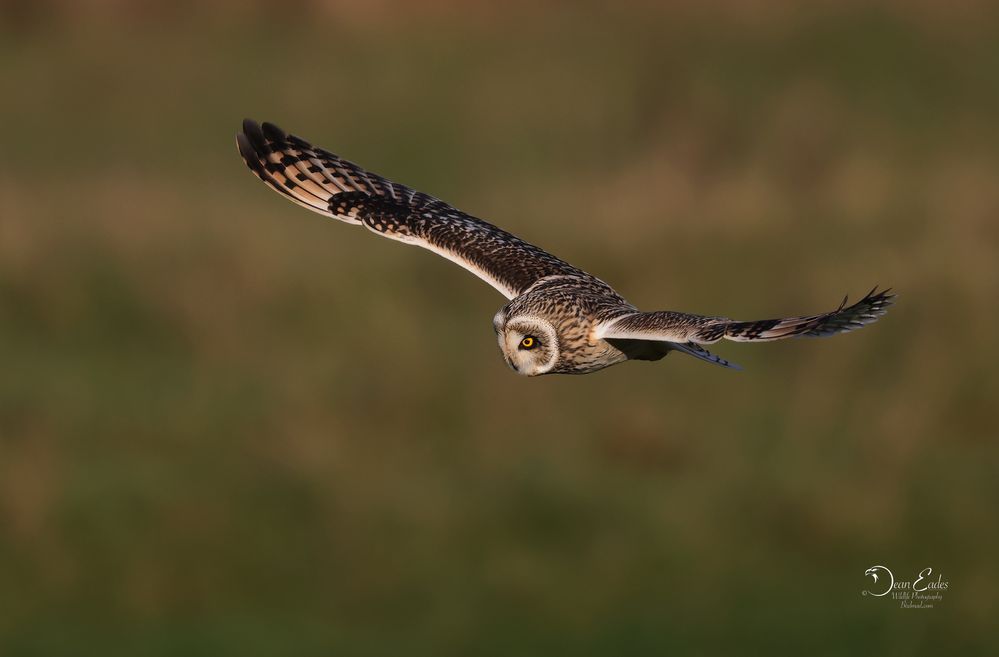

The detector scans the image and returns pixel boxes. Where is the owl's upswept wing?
[236,120,585,299]
[597,288,895,345]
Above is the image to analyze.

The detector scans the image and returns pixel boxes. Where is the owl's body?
[496,275,633,375]
[237,119,894,376]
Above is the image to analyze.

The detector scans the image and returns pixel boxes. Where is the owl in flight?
[237,120,893,376]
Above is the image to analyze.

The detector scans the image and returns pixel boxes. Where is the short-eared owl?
[237,120,894,376]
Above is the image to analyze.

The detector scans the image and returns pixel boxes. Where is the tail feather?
[670,342,743,370]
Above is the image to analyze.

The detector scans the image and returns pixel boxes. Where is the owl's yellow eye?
[519,336,537,350]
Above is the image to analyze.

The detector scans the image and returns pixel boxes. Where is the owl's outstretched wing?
[236,119,585,299]
[597,288,894,367]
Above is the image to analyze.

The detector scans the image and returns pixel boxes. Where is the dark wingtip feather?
[241,118,269,153]
[235,132,258,164]
[261,121,287,143]
[803,285,896,337]
[236,119,328,211]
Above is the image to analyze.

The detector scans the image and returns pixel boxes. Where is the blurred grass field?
[1,1,998,655]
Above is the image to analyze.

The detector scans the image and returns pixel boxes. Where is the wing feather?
[236,119,583,299]
[599,288,895,344]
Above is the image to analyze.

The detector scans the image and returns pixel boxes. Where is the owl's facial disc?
[498,316,559,376]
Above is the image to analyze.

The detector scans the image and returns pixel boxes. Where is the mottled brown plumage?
[237,119,895,376]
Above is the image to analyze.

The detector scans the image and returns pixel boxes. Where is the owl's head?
[494,312,559,376]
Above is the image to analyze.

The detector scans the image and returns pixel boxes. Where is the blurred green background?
[1,1,998,654]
